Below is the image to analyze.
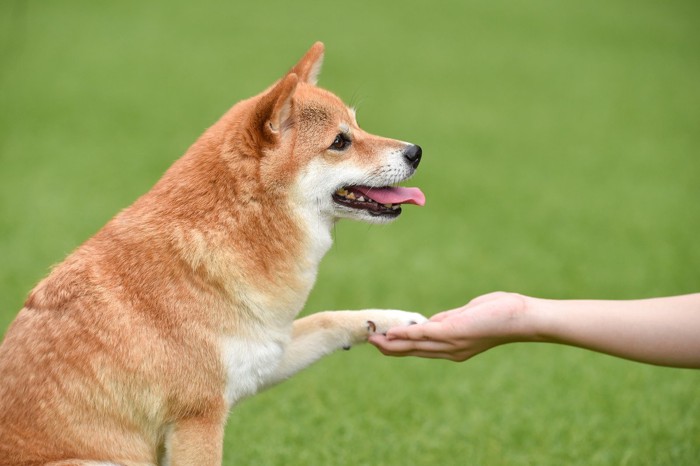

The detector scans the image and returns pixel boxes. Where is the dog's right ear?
[252,72,299,145]
[290,42,325,85]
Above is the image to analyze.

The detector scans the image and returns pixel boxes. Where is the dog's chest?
[217,211,331,407]
[220,334,285,406]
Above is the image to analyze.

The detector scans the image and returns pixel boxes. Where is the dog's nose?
[403,144,422,169]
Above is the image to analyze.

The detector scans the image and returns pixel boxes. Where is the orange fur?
[0,43,425,465]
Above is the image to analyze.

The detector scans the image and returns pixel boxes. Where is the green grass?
[1,0,699,464]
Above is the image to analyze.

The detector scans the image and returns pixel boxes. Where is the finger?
[370,335,479,361]
[389,350,462,360]
[371,340,466,360]
[429,308,464,322]
[369,334,455,353]
[407,350,478,361]
[385,321,445,340]
[369,334,423,352]
[430,292,512,323]
[430,296,493,321]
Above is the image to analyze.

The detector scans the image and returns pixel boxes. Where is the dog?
[0,42,426,465]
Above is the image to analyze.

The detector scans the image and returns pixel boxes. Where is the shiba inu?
[0,42,426,465]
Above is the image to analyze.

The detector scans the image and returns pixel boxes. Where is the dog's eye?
[329,134,351,151]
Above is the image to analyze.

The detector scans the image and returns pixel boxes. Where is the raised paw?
[365,310,427,337]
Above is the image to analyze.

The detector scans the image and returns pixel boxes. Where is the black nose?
[403,144,422,169]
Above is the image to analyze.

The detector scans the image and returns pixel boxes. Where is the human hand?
[370,291,700,367]
[369,292,533,361]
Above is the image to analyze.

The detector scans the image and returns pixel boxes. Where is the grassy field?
[1,0,699,464]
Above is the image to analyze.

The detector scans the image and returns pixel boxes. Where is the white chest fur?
[220,333,286,407]
[218,185,335,408]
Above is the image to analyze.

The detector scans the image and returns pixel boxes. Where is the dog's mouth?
[332,185,426,217]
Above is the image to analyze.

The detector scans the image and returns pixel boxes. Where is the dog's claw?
[342,345,351,351]
[367,320,377,333]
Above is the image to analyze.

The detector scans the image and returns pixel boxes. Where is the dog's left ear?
[253,71,299,145]
[290,42,325,85]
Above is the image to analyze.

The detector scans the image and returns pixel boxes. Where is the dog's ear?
[253,72,299,144]
[268,72,299,134]
[290,42,325,85]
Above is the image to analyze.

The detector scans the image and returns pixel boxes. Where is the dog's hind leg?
[261,309,426,389]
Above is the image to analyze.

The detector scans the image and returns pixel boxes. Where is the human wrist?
[492,293,545,343]
[520,295,556,343]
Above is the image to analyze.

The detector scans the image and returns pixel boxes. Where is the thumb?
[430,307,465,322]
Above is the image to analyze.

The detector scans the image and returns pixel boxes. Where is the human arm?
[368,292,700,368]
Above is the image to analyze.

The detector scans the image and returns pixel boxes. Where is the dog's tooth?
[391,205,400,210]
[357,196,366,202]
[383,203,392,208]
[346,193,356,200]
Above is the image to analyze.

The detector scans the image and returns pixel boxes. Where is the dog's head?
[231,42,424,226]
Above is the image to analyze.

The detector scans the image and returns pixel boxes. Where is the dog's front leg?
[164,415,225,466]
[261,310,426,388]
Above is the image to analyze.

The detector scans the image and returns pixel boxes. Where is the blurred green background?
[1,0,699,464]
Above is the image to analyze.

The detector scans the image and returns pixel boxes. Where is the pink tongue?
[353,186,426,206]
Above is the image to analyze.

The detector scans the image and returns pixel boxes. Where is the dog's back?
[0,157,232,461]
